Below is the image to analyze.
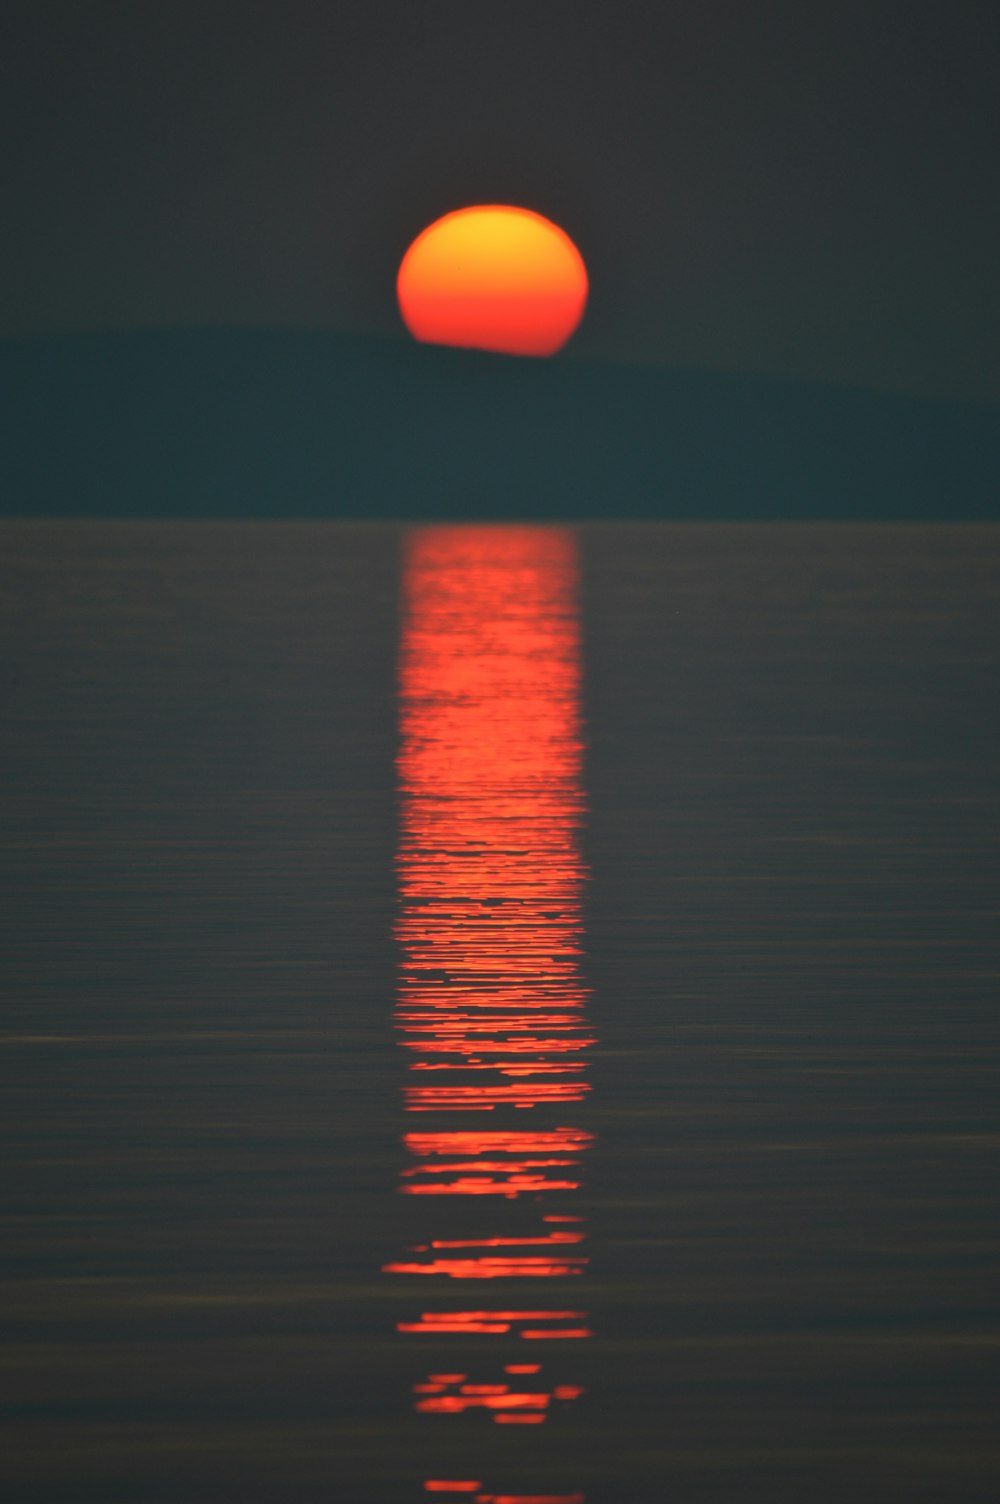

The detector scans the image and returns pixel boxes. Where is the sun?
[397,205,588,358]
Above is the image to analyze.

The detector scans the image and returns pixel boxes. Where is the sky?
[2,0,998,402]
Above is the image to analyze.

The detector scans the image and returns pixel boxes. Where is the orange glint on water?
[395,525,591,1128]
[393,526,592,1500]
[397,207,588,357]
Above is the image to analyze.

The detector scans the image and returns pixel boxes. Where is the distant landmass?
[2,328,998,519]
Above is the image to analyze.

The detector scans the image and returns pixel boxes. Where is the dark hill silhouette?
[2,328,997,519]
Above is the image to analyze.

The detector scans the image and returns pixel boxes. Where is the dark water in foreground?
[2,522,999,1504]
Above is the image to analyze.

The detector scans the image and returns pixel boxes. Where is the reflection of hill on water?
[3,327,999,519]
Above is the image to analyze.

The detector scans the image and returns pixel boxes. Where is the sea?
[2,521,999,1503]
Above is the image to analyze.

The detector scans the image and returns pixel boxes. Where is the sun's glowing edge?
[397,205,588,357]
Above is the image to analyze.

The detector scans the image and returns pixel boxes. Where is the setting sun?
[397,206,588,357]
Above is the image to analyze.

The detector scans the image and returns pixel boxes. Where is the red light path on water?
[397,1311,592,1339]
[385,1257,587,1280]
[424,1489,585,1504]
[396,526,590,1120]
[412,1374,586,1424]
[425,1490,584,1504]
[393,526,593,1500]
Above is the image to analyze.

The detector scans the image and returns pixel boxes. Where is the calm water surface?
[2,522,999,1503]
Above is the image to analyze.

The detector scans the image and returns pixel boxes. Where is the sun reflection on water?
[388,526,593,1499]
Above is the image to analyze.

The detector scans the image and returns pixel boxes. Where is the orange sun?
[397,205,588,358]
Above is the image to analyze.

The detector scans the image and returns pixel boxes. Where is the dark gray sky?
[3,0,998,401]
